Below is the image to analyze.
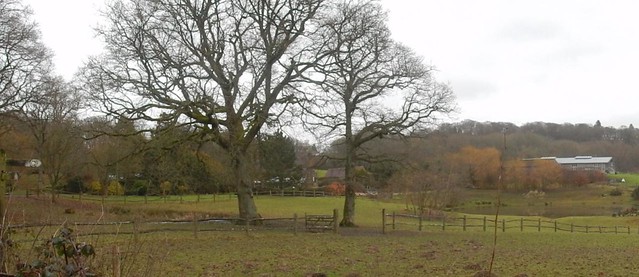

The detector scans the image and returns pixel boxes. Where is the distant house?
[554,156,615,173]
[528,156,615,173]
[313,166,369,186]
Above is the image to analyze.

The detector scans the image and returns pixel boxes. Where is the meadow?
[5,183,639,276]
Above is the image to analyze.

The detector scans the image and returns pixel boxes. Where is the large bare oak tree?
[301,0,456,226]
[80,0,325,220]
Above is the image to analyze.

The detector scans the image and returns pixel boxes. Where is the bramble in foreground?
[16,227,96,277]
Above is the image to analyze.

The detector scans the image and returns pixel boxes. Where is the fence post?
[333,209,339,234]
[462,215,466,231]
[382,209,386,234]
[442,216,446,231]
[483,216,486,232]
[628,226,631,234]
[112,245,121,277]
[599,226,602,233]
[586,226,589,233]
[392,212,396,230]
[520,218,523,232]
[570,223,573,233]
[502,219,505,232]
[419,215,423,231]
[538,218,541,232]
[293,213,298,235]
[133,218,139,243]
[193,213,198,238]
[554,221,557,232]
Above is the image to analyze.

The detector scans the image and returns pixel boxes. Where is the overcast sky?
[23,0,639,128]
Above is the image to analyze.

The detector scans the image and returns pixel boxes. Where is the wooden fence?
[55,190,328,205]
[304,209,339,233]
[7,209,340,243]
[381,209,634,235]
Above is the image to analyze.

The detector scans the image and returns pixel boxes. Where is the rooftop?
[554,156,612,165]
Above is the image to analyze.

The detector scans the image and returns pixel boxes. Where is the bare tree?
[20,76,84,199]
[0,0,52,117]
[79,0,325,220]
[300,0,456,226]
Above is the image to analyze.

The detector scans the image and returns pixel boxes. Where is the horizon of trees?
[1,116,633,197]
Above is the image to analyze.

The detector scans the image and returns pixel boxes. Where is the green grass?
[609,172,639,185]
[30,229,638,276]
[453,183,639,218]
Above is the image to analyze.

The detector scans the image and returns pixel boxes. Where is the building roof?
[554,156,612,165]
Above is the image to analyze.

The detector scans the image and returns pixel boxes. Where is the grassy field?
[6,185,639,276]
[27,228,639,276]
[609,172,639,185]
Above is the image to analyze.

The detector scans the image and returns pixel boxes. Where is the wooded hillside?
[3,116,634,197]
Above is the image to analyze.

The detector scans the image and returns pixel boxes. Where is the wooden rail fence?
[6,209,340,243]
[304,209,339,233]
[381,209,634,235]
[53,190,328,205]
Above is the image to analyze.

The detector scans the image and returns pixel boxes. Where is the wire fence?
[381,209,635,234]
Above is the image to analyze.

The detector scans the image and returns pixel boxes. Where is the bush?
[325,182,345,196]
[108,180,125,196]
[609,187,623,196]
[129,179,149,196]
[65,176,85,193]
[16,227,96,276]
[632,187,639,200]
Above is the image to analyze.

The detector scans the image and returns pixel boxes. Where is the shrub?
[17,227,96,276]
[86,180,103,195]
[325,182,345,196]
[107,180,125,196]
[632,187,639,200]
[609,187,623,196]
[65,176,85,193]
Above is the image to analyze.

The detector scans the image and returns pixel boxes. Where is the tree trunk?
[233,152,259,221]
[340,183,356,227]
[0,150,6,271]
[339,142,356,227]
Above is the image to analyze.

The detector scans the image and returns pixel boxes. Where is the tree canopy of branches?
[20,76,83,198]
[300,0,456,226]
[80,0,326,220]
[0,0,52,116]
